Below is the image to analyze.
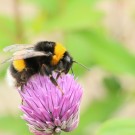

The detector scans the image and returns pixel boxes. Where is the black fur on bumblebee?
[4,41,73,93]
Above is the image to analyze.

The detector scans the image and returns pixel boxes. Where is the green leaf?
[103,76,122,94]
[97,119,135,135]
[24,0,103,34]
[44,0,103,31]
[0,115,32,135]
[0,16,16,50]
[64,32,93,75]
[86,31,135,74]
[25,0,59,15]
[68,92,125,135]
[0,63,8,80]
[65,30,135,75]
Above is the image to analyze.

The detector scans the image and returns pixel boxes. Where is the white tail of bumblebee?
[6,68,16,88]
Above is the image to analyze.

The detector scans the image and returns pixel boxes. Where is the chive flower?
[19,74,83,135]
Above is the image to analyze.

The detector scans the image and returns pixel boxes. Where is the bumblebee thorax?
[51,43,66,65]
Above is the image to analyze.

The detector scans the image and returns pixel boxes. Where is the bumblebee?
[3,41,73,93]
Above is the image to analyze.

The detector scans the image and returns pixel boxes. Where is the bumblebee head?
[57,52,73,74]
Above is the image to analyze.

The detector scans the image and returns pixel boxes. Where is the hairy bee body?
[7,41,73,87]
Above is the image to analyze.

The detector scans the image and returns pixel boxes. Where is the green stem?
[53,133,61,135]
[53,127,61,135]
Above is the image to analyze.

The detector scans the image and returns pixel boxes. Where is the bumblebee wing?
[1,50,51,64]
[3,44,34,52]
[1,58,13,64]
[2,50,52,64]
[13,50,52,59]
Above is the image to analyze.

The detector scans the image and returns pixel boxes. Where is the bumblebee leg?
[20,69,30,86]
[21,71,27,81]
[41,64,64,95]
[49,75,64,95]
[40,64,49,75]
[20,86,24,104]
[56,72,61,80]
[40,64,46,75]
[71,67,74,75]
[56,70,63,80]
[21,99,24,105]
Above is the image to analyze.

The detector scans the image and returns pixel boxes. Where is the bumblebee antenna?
[73,61,90,71]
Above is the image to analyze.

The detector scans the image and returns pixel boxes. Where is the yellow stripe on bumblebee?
[51,43,66,65]
[13,59,26,72]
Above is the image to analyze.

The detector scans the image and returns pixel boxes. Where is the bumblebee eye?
[65,56,71,63]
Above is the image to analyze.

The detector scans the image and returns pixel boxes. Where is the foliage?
[97,119,135,135]
[0,115,32,135]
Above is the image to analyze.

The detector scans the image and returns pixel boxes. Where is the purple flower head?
[19,74,83,135]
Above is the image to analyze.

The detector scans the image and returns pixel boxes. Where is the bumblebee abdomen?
[13,59,26,72]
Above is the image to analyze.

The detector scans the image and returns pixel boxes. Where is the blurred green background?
[1,0,135,135]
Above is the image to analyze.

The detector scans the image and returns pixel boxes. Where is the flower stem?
[53,133,61,135]
[54,127,61,135]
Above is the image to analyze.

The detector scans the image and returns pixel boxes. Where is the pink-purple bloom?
[19,74,83,135]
